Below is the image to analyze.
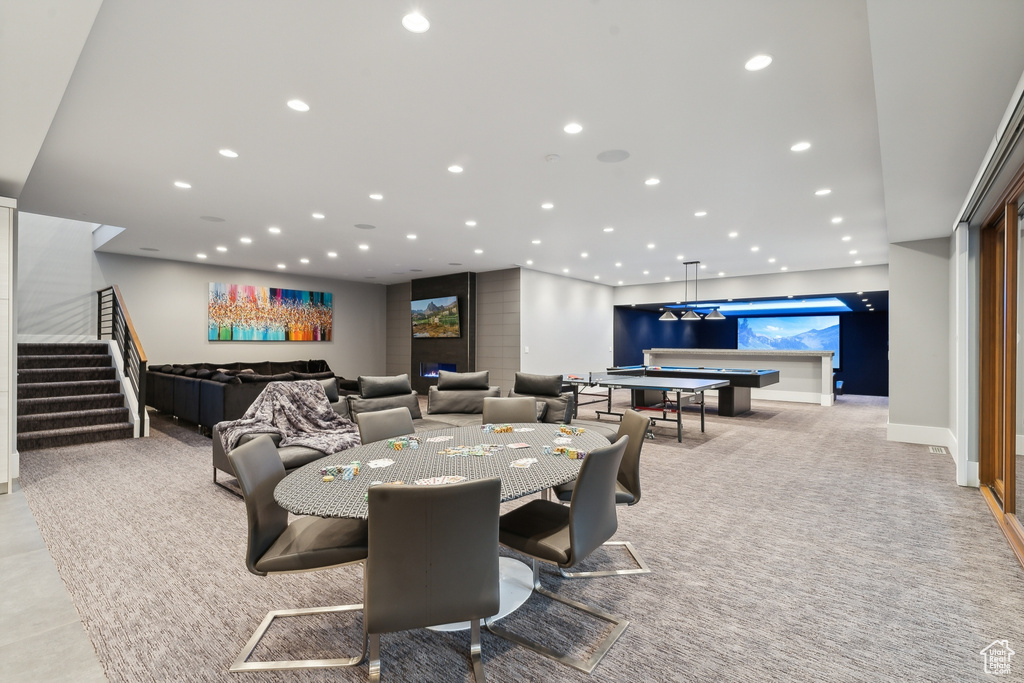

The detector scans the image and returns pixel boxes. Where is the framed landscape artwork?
[208,282,332,341]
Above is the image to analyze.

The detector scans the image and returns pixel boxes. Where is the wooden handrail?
[109,284,147,363]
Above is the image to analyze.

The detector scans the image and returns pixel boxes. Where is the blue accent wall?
[613,307,888,396]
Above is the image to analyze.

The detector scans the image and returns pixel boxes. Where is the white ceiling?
[8,0,1024,287]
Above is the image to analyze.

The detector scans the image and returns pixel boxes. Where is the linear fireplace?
[420,362,457,378]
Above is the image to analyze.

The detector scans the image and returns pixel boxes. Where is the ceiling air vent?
[928,446,947,455]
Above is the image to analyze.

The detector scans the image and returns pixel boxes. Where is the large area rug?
[19,395,1024,682]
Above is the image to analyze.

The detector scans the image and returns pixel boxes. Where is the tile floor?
[0,482,106,682]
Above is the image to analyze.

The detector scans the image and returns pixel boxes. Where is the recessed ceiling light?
[581,252,588,258]
[174,181,191,189]
[300,258,309,264]
[402,12,430,33]
[677,255,684,260]
[268,227,281,234]
[855,260,863,265]
[196,253,207,259]
[718,271,725,277]
[287,99,309,112]
[615,262,622,267]
[407,234,417,240]
[564,122,583,134]
[768,257,776,263]
[849,250,858,255]
[832,216,843,224]
[781,266,788,271]
[563,268,569,273]
[369,194,383,201]
[358,244,369,250]
[219,149,238,158]
[240,237,252,244]
[618,280,624,285]
[647,243,655,249]
[751,246,759,252]
[603,227,614,232]
[729,232,738,238]
[594,275,600,280]
[312,212,325,219]
[700,264,707,269]
[645,178,660,186]
[694,211,707,217]
[745,54,773,71]
[465,220,477,227]
[277,263,286,269]
[815,188,832,196]
[541,202,554,210]
[532,239,541,245]
[448,165,463,173]
[664,276,671,281]
[526,260,533,265]
[643,270,650,275]
[327,251,337,258]
[842,236,851,241]
[216,246,227,252]
[790,142,811,152]
[474,248,483,254]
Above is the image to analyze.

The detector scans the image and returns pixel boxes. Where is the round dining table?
[274,422,611,630]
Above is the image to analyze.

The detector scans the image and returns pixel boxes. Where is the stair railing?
[97,286,147,431]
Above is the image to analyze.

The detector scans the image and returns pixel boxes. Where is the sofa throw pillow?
[436,370,489,391]
[513,372,563,397]
[211,372,241,384]
[237,372,293,383]
[318,377,339,403]
[171,366,186,375]
[196,368,214,379]
[291,370,336,381]
[156,364,174,373]
[184,368,198,377]
[359,374,412,398]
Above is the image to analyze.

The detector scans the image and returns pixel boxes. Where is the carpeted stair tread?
[18,379,122,400]
[18,354,112,369]
[17,423,134,451]
[17,394,125,415]
[18,367,117,383]
[17,342,110,356]
[19,407,130,432]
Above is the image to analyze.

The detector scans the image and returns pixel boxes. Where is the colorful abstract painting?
[208,283,332,341]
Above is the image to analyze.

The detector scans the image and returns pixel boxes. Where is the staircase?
[17,343,133,451]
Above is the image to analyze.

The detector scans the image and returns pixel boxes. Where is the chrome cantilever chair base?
[230,603,365,672]
[485,560,628,674]
[559,540,651,578]
[368,619,485,683]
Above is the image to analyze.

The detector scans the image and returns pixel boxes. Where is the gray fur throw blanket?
[217,380,361,455]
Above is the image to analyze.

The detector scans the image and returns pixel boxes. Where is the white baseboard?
[886,422,951,447]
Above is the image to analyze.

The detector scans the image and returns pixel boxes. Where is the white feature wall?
[520,269,613,374]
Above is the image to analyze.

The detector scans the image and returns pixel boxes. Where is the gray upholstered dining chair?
[227,435,367,672]
[486,436,630,673]
[365,478,501,682]
[357,406,415,444]
[481,396,537,424]
[552,408,651,577]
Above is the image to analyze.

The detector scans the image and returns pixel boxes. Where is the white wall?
[614,264,888,305]
[92,253,386,379]
[17,214,97,342]
[520,269,613,374]
[888,238,951,444]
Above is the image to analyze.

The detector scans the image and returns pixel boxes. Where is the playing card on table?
[510,458,538,469]
[367,458,395,469]
[426,435,454,443]
[514,427,535,432]
[507,442,531,449]
[553,437,572,445]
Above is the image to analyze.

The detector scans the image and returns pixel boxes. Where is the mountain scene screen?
[737,315,840,368]
[411,296,460,338]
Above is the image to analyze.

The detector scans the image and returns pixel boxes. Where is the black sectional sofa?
[146,359,359,430]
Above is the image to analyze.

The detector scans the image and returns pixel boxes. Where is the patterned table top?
[274,423,611,519]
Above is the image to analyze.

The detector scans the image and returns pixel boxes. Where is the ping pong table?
[564,372,729,442]
[604,365,781,416]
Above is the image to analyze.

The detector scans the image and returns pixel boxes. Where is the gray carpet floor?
[17,394,1024,682]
